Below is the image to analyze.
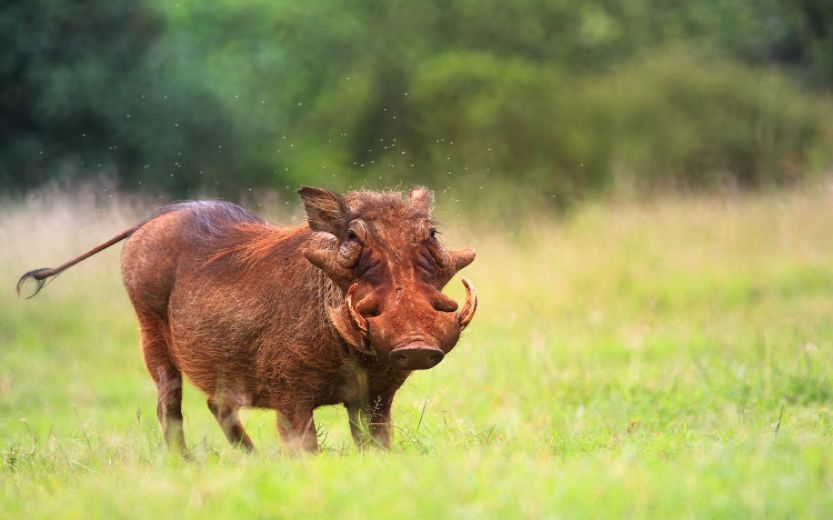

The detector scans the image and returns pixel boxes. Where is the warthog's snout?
[389,342,445,370]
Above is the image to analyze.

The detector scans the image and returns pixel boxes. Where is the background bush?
[1,0,832,203]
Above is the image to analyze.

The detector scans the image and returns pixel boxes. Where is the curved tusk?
[455,277,478,331]
[345,283,368,335]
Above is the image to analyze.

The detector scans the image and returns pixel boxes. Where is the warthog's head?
[299,187,477,370]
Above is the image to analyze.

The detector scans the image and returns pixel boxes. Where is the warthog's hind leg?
[139,317,188,456]
[207,399,255,452]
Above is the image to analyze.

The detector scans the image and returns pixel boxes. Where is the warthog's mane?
[152,201,342,316]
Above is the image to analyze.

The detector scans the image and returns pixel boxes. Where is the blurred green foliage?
[1,0,832,201]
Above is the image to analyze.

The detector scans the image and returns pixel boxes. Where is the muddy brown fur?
[18,187,477,454]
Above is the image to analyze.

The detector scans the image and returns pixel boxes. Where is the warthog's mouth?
[388,341,445,370]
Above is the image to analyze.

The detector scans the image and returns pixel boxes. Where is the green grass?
[3,186,833,518]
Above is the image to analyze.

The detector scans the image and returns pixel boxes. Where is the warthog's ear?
[298,187,349,238]
[409,187,434,212]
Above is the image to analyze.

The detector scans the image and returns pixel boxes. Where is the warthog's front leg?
[346,393,393,449]
[276,406,318,453]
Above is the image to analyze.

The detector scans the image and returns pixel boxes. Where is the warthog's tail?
[16,226,138,299]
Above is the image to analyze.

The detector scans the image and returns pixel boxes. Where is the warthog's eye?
[346,229,359,242]
[429,227,438,239]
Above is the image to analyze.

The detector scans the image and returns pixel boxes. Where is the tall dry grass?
[3,182,833,517]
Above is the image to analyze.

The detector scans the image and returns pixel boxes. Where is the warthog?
[18,187,477,452]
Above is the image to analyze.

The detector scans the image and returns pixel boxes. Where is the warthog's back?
[121,201,266,319]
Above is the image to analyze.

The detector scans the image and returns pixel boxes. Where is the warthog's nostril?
[389,343,445,370]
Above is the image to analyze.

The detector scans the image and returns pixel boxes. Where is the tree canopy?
[2,0,832,203]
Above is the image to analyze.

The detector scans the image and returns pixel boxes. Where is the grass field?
[3,185,833,518]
